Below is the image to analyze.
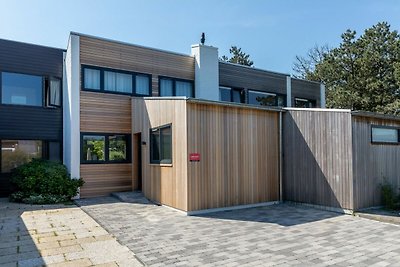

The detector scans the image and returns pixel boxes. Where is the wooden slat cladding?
[291,78,321,105]
[186,103,280,211]
[352,116,400,210]
[132,98,188,211]
[80,164,132,198]
[79,35,195,96]
[283,110,354,209]
[219,62,287,94]
[80,91,131,133]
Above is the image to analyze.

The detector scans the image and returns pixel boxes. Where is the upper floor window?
[1,72,61,108]
[159,77,194,98]
[219,87,244,103]
[82,65,151,96]
[1,72,43,106]
[295,98,316,108]
[371,126,399,144]
[248,90,286,107]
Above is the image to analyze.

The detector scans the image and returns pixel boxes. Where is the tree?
[293,44,330,79]
[221,46,254,67]
[294,22,400,115]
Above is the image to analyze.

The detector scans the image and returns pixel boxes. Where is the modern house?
[0,39,64,197]
[1,33,399,214]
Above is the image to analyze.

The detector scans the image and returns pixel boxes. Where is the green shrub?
[9,159,84,204]
[381,180,400,210]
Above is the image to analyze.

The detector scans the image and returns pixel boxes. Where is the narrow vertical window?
[136,75,150,95]
[84,68,101,90]
[150,125,172,164]
[160,78,173,96]
[49,78,61,107]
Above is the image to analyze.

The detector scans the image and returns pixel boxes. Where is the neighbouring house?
[1,33,399,214]
[0,39,64,196]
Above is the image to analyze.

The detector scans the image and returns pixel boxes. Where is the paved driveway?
[77,195,400,267]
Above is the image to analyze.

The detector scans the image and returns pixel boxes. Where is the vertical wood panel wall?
[132,98,188,211]
[352,115,400,210]
[283,110,354,209]
[79,35,195,96]
[186,102,280,211]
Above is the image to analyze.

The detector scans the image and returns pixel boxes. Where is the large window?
[81,133,130,163]
[219,87,244,103]
[1,72,43,106]
[150,125,172,164]
[159,77,194,97]
[371,126,399,144]
[295,98,316,108]
[248,90,286,107]
[1,140,43,173]
[82,65,151,96]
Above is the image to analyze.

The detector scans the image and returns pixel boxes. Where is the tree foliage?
[294,22,400,114]
[221,46,254,67]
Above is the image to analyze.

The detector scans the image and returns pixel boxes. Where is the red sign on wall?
[189,153,201,162]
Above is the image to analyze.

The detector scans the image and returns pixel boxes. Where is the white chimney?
[191,44,219,101]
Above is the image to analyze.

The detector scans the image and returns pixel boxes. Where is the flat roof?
[351,111,400,121]
[0,37,65,52]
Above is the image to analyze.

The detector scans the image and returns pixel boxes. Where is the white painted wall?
[320,83,326,108]
[191,44,219,101]
[63,34,80,182]
[286,76,292,107]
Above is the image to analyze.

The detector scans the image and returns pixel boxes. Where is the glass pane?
[84,68,100,90]
[136,75,150,95]
[104,71,116,91]
[248,90,276,106]
[372,127,398,143]
[109,135,127,161]
[1,140,42,173]
[82,135,105,161]
[295,98,313,108]
[161,126,172,163]
[150,129,160,162]
[159,79,173,96]
[175,81,193,97]
[50,79,61,106]
[116,72,132,93]
[220,87,231,102]
[2,72,42,106]
[232,90,242,103]
[277,95,286,107]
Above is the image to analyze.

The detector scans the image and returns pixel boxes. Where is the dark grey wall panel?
[0,38,64,77]
[291,78,321,105]
[0,105,62,140]
[219,62,287,94]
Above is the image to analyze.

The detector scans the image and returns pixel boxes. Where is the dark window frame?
[294,97,316,108]
[219,86,245,103]
[371,125,400,145]
[158,76,195,98]
[247,89,286,107]
[80,132,131,164]
[81,65,152,97]
[0,71,62,109]
[149,124,172,165]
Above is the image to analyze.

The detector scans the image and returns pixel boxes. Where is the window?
[82,65,151,96]
[248,90,286,107]
[48,78,61,107]
[84,68,101,90]
[219,87,244,103]
[159,77,194,97]
[1,140,43,173]
[371,126,399,144]
[81,133,130,163]
[109,135,127,161]
[150,125,172,164]
[1,72,43,106]
[104,71,132,94]
[295,98,316,108]
[82,135,105,162]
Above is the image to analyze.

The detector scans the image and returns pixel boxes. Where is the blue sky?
[1,0,399,74]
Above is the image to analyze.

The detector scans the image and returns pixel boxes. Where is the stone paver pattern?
[0,198,142,267]
[77,195,400,267]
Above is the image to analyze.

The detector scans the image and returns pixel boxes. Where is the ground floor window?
[150,124,172,164]
[81,133,130,163]
[371,126,399,144]
[1,140,43,173]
